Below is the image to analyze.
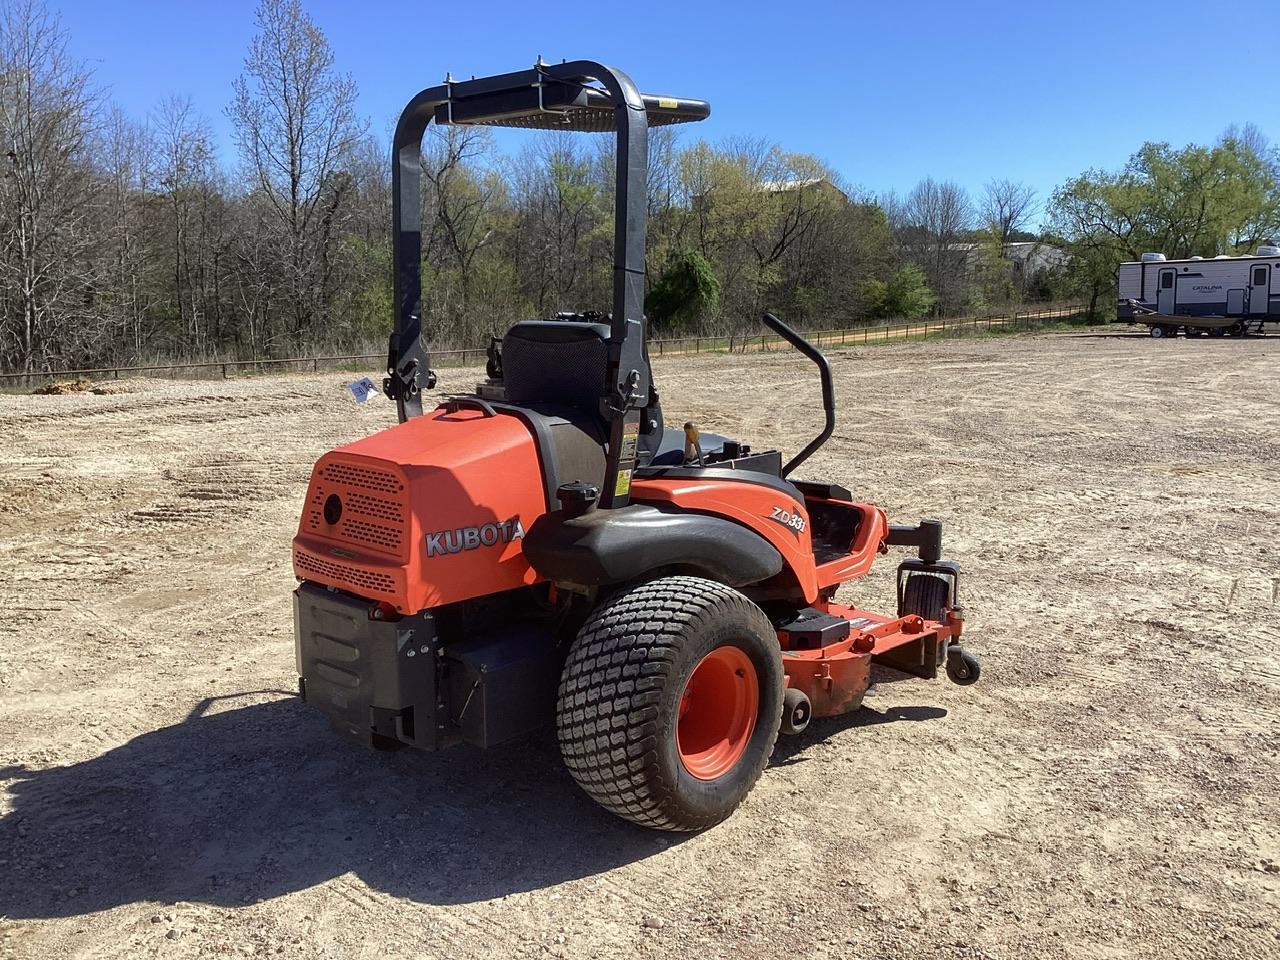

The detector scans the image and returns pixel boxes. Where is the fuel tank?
[292,406,547,613]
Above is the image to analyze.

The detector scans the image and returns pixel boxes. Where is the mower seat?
[501,319,665,468]
[501,320,611,408]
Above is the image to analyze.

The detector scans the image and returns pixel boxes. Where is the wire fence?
[0,303,1090,388]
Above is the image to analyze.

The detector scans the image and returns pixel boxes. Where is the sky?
[52,0,1278,223]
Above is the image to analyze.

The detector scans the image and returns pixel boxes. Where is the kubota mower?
[292,60,980,831]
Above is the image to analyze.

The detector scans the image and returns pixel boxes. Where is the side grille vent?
[320,462,404,494]
[305,458,408,559]
[338,517,402,552]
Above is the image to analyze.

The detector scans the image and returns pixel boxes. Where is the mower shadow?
[769,700,948,767]
[1,675,950,920]
[0,693,679,919]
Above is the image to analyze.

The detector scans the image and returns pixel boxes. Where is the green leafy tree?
[861,264,935,320]
[646,249,720,333]
[1049,131,1280,317]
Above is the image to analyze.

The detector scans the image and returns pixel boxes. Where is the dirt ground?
[1,329,1278,960]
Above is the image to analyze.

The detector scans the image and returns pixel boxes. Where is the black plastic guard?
[444,624,561,748]
[294,583,440,750]
[873,630,944,680]
[523,504,783,588]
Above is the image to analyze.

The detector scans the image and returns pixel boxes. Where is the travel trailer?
[1117,245,1280,337]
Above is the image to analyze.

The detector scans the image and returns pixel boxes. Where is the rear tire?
[556,576,783,832]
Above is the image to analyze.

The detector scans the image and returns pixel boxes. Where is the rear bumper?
[294,583,441,749]
[293,582,562,751]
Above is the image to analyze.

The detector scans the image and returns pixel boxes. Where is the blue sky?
[57,0,1276,220]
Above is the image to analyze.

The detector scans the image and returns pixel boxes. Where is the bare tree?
[981,178,1038,248]
[0,0,98,371]
[154,95,219,346]
[900,177,974,312]
[229,0,363,343]
[507,134,606,318]
[421,124,501,307]
[93,105,153,357]
[1221,122,1273,164]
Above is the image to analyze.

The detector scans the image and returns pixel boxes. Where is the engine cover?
[292,406,548,613]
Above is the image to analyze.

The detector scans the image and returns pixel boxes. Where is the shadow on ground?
[771,669,948,766]
[0,686,944,919]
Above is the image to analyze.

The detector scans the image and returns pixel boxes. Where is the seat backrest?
[501,320,610,408]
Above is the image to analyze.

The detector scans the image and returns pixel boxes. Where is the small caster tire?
[946,647,981,686]
[780,687,812,736]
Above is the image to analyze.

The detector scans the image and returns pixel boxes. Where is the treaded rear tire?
[556,575,783,832]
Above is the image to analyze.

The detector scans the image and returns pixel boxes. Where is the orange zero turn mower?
[292,60,980,831]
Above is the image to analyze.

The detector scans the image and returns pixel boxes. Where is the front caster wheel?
[780,687,812,736]
[946,646,981,685]
[557,576,783,832]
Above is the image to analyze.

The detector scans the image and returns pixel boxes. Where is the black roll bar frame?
[384,59,708,507]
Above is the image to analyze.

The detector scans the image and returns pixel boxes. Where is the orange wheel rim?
[677,645,759,780]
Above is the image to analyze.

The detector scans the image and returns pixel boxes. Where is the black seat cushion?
[501,318,666,466]
[502,321,610,408]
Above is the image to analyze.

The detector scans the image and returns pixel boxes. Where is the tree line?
[2,0,1278,374]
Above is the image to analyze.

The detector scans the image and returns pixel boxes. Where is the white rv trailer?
[1117,245,1280,337]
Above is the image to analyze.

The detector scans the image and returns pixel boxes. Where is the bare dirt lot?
[1,330,1278,960]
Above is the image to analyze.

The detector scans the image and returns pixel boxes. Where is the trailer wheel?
[901,572,951,622]
[557,575,783,832]
[1148,324,1171,339]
